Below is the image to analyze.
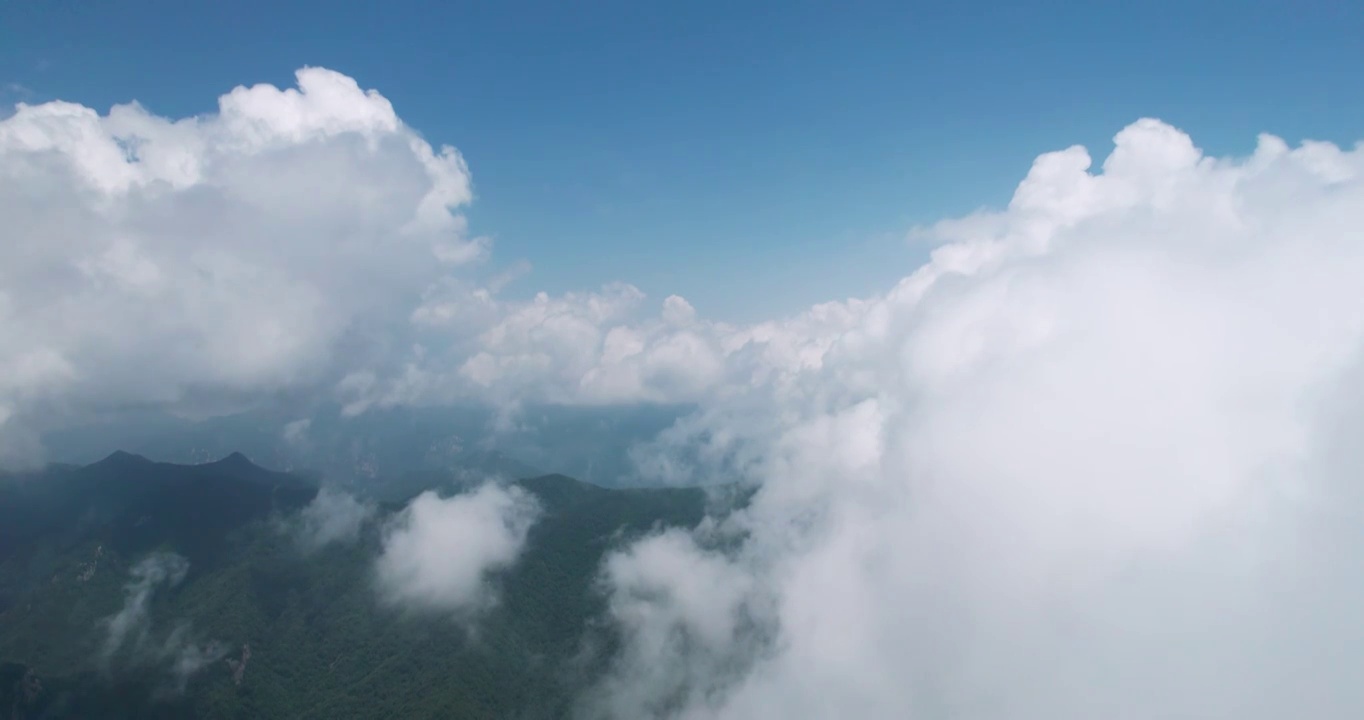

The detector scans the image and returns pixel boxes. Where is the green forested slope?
[0,454,713,719]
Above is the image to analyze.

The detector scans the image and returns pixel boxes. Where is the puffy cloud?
[0,65,853,466]
[587,121,1364,718]
[347,280,859,417]
[0,68,481,464]
[583,530,770,719]
[293,486,376,553]
[342,281,733,414]
[375,483,541,614]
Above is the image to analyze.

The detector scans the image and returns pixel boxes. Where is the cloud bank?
[375,483,541,614]
[583,121,1364,718]
[0,66,827,467]
[0,66,876,474]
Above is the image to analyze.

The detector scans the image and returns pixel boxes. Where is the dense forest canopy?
[0,452,729,719]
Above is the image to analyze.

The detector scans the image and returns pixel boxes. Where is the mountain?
[0,452,719,719]
[0,451,312,568]
[38,403,693,488]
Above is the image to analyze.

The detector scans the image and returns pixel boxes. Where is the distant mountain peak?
[93,450,152,468]
[202,452,300,487]
[214,451,254,468]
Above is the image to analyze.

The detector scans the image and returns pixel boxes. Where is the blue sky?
[3,0,1360,322]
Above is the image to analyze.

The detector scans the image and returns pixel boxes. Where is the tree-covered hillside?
[0,453,715,719]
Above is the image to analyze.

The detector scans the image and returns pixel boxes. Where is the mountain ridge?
[0,448,724,719]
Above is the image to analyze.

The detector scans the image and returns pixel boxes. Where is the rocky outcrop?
[225,643,251,686]
[4,666,42,720]
[76,545,103,582]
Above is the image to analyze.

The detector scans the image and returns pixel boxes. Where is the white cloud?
[375,483,541,614]
[584,530,769,719]
[294,486,376,553]
[349,279,857,416]
[0,67,481,464]
[0,65,845,464]
[345,281,740,414]
[586,121,1364,718]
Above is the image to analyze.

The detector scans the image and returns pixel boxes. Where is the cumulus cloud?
[583,121,1364,719]
[582,529,770,719]
[0,67,481,465]
[340,276,862,423]
[340,282,743,416]
[293,485,376,552]
[375,483,541,614]
[1,65,845,469]
[0,65,807,467]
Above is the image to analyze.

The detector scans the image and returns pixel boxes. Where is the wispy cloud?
[293,485,376,553]
[100,552,226,694]
[101,552,189,660]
